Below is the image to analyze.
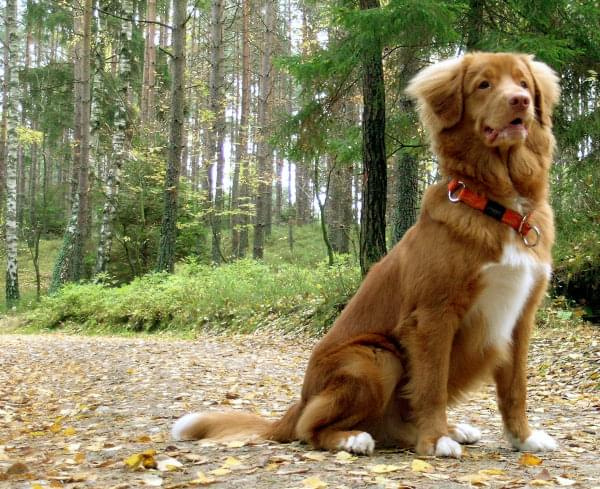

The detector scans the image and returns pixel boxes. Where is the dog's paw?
[338,432,375,455]
[434,436,462,458]
[450,423,482,445]
[508,430,558,452]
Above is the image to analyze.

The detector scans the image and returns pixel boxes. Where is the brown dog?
[172,52,560,457]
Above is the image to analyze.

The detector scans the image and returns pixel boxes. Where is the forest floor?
[0,325,599,489]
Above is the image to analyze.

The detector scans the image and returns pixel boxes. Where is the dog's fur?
[172,52,561,457]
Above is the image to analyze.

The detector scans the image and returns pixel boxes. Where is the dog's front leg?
[406,311,462,458]
[494,280,558,452]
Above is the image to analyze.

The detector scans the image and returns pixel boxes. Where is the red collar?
[447,179,540,247]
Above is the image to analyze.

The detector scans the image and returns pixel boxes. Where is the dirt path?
[0,326,599,488]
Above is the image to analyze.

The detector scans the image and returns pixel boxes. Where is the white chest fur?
[473,242,551,351]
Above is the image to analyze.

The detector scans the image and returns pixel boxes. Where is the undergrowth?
[24,258,360,336]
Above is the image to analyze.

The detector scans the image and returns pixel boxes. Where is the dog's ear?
[406,58,465,132]
[525,56,560,127]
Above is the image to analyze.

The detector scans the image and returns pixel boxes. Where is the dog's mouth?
[484,118,528,144]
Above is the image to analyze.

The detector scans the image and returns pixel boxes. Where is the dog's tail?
[171,402,303,443]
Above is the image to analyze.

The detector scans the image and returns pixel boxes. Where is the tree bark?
[253,0,276,259]
[96,0,133,274]
[4,0,20,304]
[391,151,418,246]
[358,0,387,276]
[232,0,252,258]
[141,0,157,125]
[156,0,186,273]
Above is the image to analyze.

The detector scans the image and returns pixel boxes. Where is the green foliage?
[25,258,361,336]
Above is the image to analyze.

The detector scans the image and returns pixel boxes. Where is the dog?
[172,52,560,458]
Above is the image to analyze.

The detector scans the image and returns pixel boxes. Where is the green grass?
[23,257,360,336]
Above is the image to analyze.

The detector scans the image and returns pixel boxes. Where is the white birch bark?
[4,0,20,303]
[95,0,133,274]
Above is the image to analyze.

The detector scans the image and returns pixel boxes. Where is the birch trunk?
[96,0,133,274]
[141,0,157,125]
[4,0,20,303]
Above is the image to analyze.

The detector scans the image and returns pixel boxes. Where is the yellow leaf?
[124,453,144,470]
[137,435,152,443]
[49,422,62,433]
[334,451,357,463]
[265,462,279,471]
[31,485,45,489]
[530,480,553,486]
[370,464,403,474]
[303,452,327,462]
[223,456,241,467]
[411,459,434,473]
[301,476,328,488]
[519,453,543,466]
[210,467,231,476]
[62,427,76,437]
[74,452,86,464]
[192,471,216,485]
[458,473,490,486]
[479,468,506,476]
[156,457,183,472]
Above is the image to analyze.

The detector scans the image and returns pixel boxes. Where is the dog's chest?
[471,242,550,351]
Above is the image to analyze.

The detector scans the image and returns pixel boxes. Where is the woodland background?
[0,0,599,333]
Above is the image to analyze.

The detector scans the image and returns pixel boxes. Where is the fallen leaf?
[530,480,553,486]
[6,462,28,474]
[62,427,76,436]
[556,476,577,486]
[334,451,357,463]
[479,468,506,476]
[226,440,246,448]
[411,459,434,473]
[519,453,543,466]
[370,464,403,474]
[141,473,163,486]
[210,467,231,476]
[191,471,216,485]
[156,456,183,472]
[223,456,241,468]
[301,476,328,488]
[303,451,327,462]
[457,473,489,486]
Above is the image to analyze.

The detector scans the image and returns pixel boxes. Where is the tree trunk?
[391,151,418,246]
[232,0,251,258]
[141,0,157,125]
[253,0,276,259]
[96,0,132,274]
[4,0,20,304]
[156,0,186,273]
[328,160,353,254]
[358,0,387,276]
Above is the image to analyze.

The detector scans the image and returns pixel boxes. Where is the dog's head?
[406,52,560,149]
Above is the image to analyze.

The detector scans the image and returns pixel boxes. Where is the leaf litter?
[0,325,599,488]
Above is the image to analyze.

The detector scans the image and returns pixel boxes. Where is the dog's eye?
[478,81,490,89]
[520,81,528,89]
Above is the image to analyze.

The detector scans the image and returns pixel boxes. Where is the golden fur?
[172,52,561,457]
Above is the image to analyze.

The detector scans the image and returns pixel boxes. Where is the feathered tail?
[171,402,303,443]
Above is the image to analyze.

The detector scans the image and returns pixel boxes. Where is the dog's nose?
[509,94,530,111]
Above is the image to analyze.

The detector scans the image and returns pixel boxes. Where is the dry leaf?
[479,468,506,476]
[530,480,554,486]
[62,427,76,436]
[191,471,217,485]
[223,456,241,467]
[370,464,403,474]
[6,462,28,474]
[411,459,434,473]
[301,476,328,488]
[334,451,357,463]
[210,467,231,476]
[457,473,490,486]
[556,476,576,486]
[519,453,543,466]
[141,473,163,486]
[156,456,183,472]
[303,451,327,462]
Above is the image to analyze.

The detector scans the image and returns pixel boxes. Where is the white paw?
[508,430,558,452]
[338,432,375,455]
[450,423,482,444]
[435,436,462,458]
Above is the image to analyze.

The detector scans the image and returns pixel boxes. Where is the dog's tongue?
[485,120,527,143]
